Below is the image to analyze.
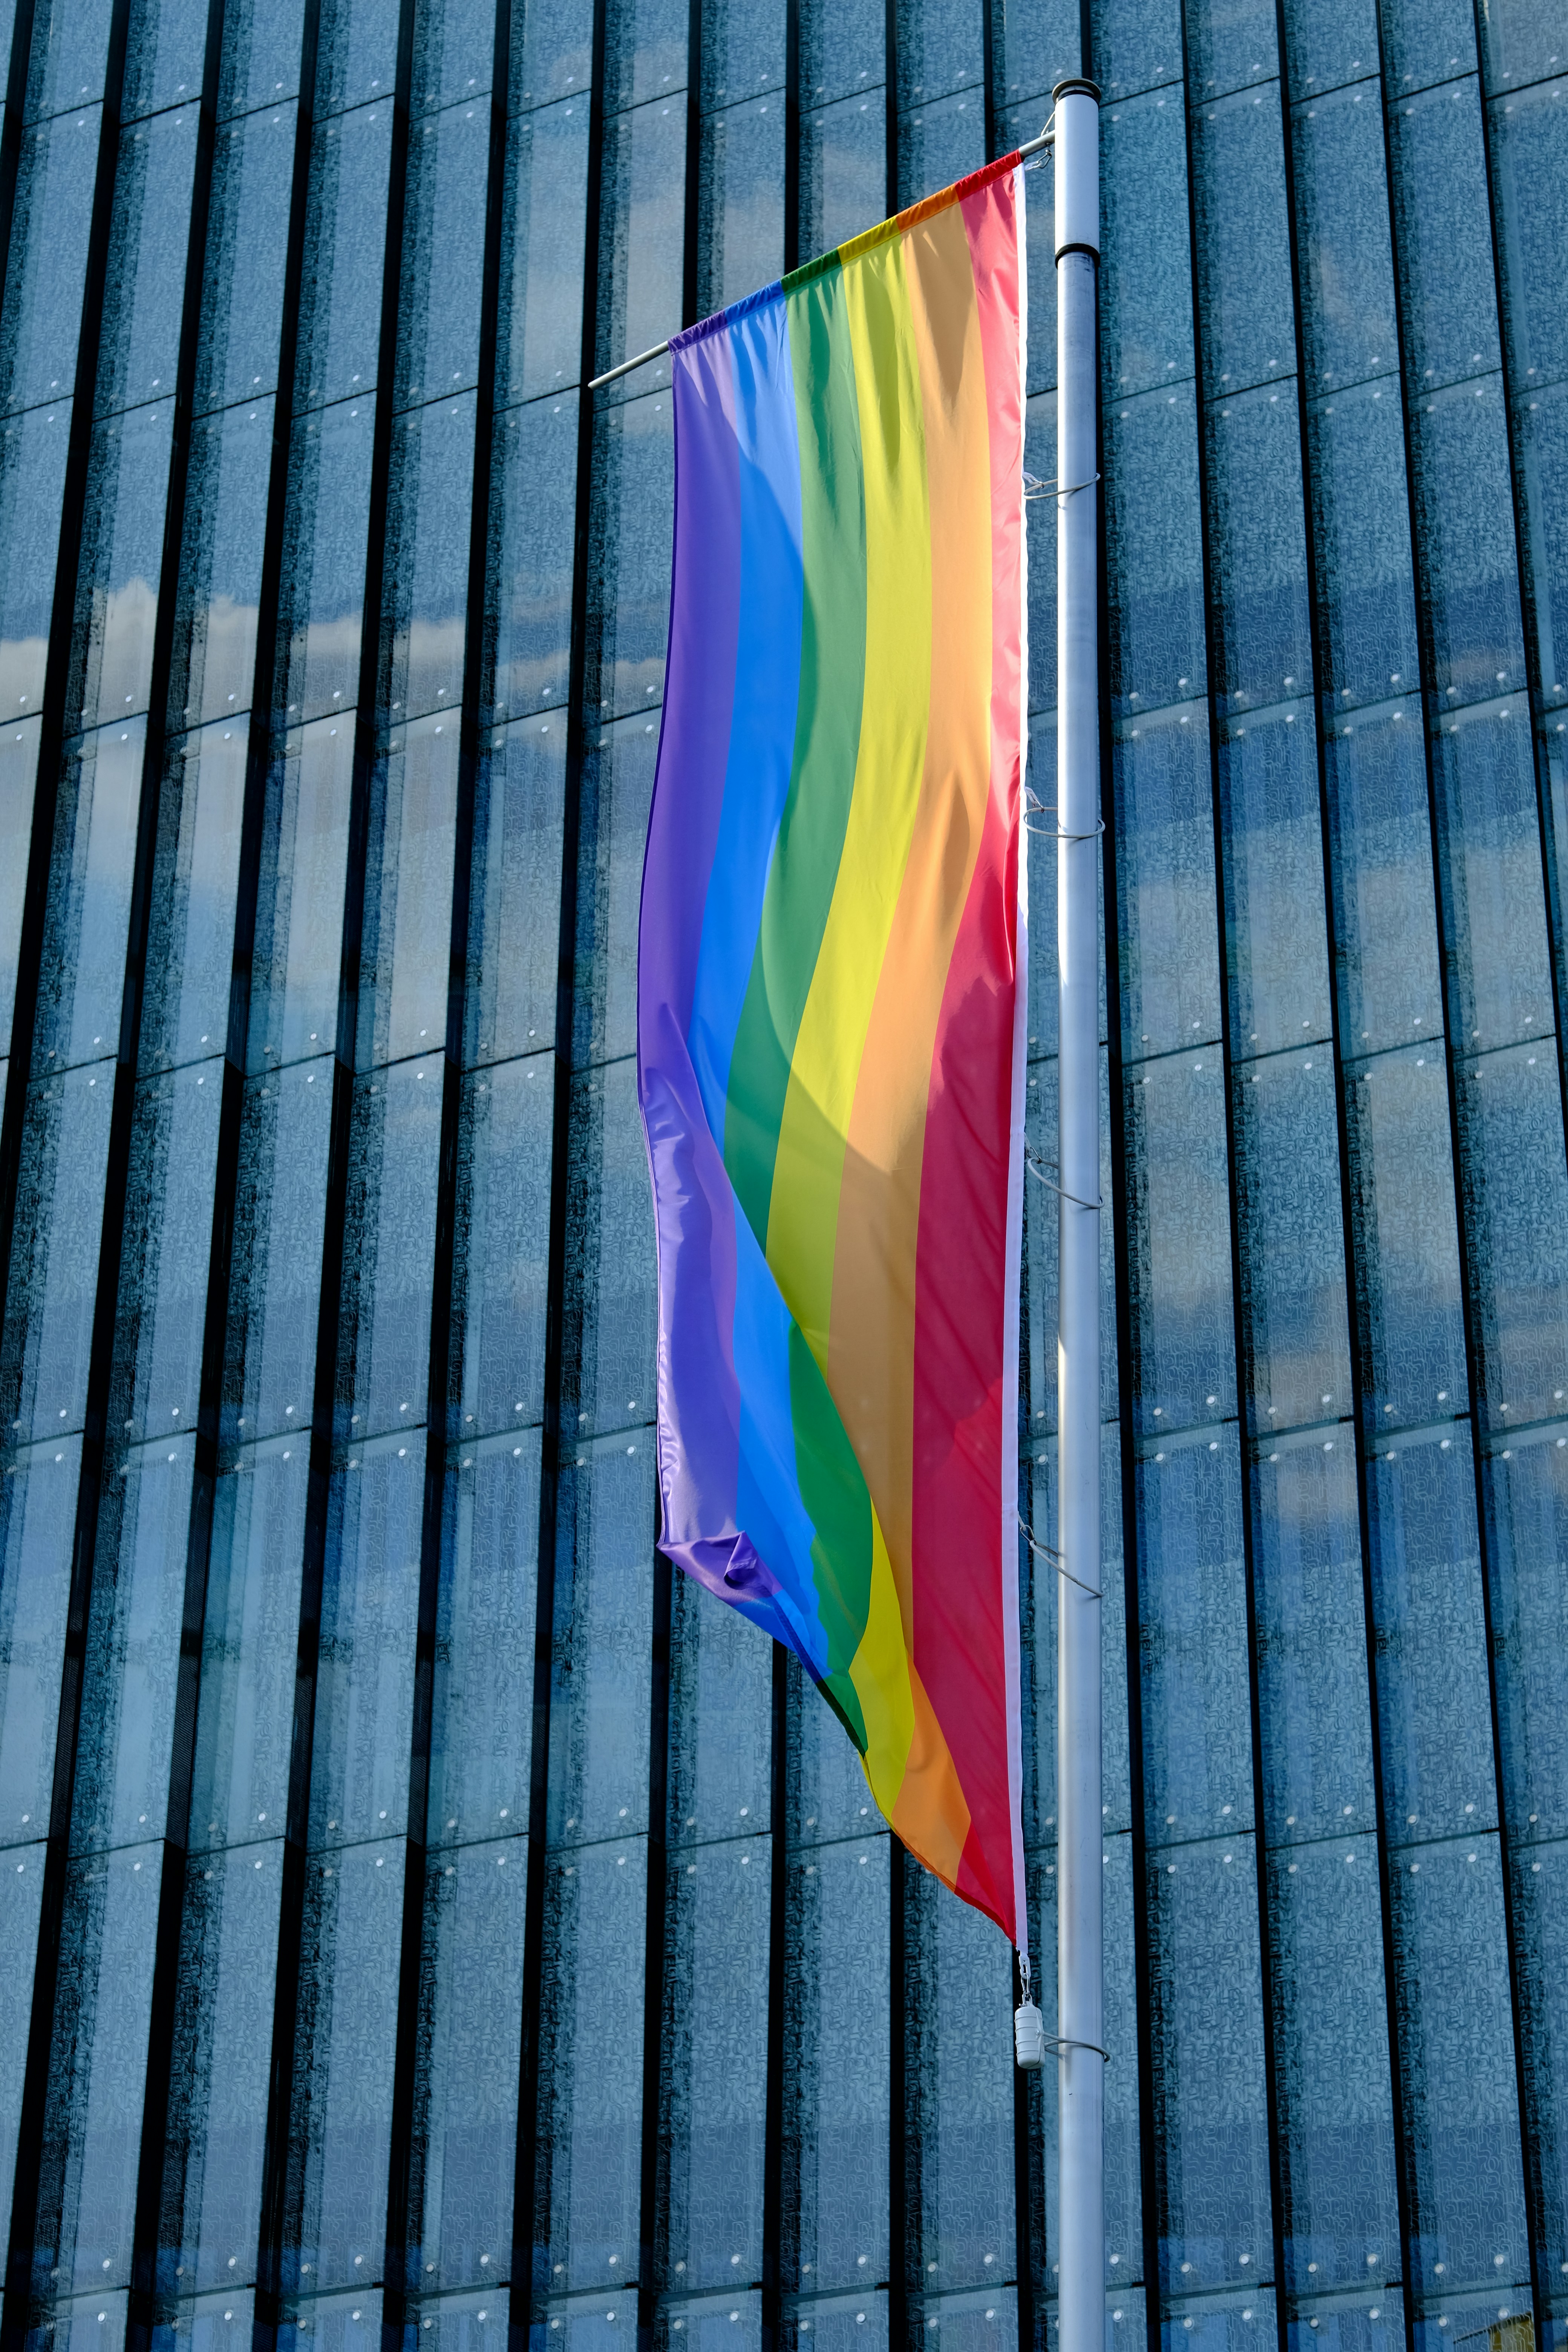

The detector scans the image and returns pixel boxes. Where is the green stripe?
[721,257,868,1250]
[787,1323,872,1748]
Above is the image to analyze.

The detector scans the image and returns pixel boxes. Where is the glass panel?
[250,718,355,1070]
[280,398,375,723]
[783,1831,890,2293]
[497,100,590,406]
[1232,1054,1351,1433]
[1113,710,1222,1063]
[411,0,497,113]
[1320,707,1439,1041]
[1250,1441,1375,1845]
[534,1836,650,2288]
[0,407,70,720]
[225,1057,335,1443]
[1204,390,1312,721]
[173,401,274,727]
[798,89,886,257]
[0,1834,47,2254]
[896,0,980,106]
[1485,1441,1568,1840]
[404,1832,530,2285]
[897,85,983,210]
[429,1435,541,1839]
[188,1445,311,1848]
[25,0,116,120]
[1190,85,1296,402]
[1455,1042,1568,1432]
[96,104,201,416]
[357,716,460,1065]
[660,1833,771,2288]
[701,0,784,107]
[1102,89,1193,404]
[1387,77,1502,394]
[0,1064,116,1443]
[73,1438,199,1854]
[312,1435,427,1845]
[35,720,145,1071]
[1134,1436,1253,1835]
[586,389,673,723]
[798,0,882,107]
[69,401,176,732]
[604,0,689,109]
[35,1843,165,2291]
[1289,81,1400,395]
[112,1063,225,1439]
[1280,0,1380,99]
[513,0,595,111]
[1145,1834,1272,2291]
[902,1864,1014,2286]
[1219,713,1331,1058]
[546,1440,654,1842]
[1510,1834,1568,2299]
[336,1058,444,1441]
[594,95,687,386]
[1121,1052,1238,1438]
[561,1058,657,1442]
[122,0,209,122]
[0,723,43,1057]
[1184,0,1277,102]
[141,720,249,1073]
[490,399,578,718]
[1344,1044,1468,1424]
[0,1437,85,1843]
[396,100,490,406]
[1429,708,1550,1048]
[218,0,308,116]
[1105,382,1207,720]
[315,0,402,113]
[450,1055,554,1438]
[1,107,99,411]
[196,103,297,414]
[668,1568,772,1845]
[465,715,567,1066]
[1370,0,1476,98]
[296,102,396,413]
[382,397,476,725]
[573,709,656,1067]
[697,95,785,316]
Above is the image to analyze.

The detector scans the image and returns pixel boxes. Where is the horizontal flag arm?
[586,126,1056,390]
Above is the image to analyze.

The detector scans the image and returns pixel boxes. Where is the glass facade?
[0,0,1565,2349]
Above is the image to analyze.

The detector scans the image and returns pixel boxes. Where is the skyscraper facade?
[0,2,1564,2352]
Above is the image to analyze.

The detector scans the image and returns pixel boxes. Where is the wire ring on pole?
[1018,1516,1102,1600]
[1045,2035,1111,2064]
[1025,1150,1101,1214]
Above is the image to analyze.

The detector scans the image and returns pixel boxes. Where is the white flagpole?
[1054,73,1104,2352]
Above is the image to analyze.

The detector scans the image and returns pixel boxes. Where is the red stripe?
[907,170,1024,1942]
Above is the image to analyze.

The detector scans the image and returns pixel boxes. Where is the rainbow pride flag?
[637,155,1028,1944]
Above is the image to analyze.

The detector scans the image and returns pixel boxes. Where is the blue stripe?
[728,1209,830,1675]
[686,293,805,1143]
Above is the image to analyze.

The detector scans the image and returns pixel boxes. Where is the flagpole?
[1054,73,1104,2352]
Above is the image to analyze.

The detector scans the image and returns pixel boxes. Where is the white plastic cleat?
[1015,2000,1046,2070]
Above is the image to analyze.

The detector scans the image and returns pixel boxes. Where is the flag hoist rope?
[1050,74,1105,2352]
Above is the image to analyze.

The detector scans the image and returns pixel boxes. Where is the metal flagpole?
[1053,73,1104,2352]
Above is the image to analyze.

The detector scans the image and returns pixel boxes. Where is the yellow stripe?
[764,230,934,1370]
[849,1512,916,1813]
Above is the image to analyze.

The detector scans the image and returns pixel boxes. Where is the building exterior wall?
[0,1,1563,2350]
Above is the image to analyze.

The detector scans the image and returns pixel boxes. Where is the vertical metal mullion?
[1268,18,1419,2352]
[1366,20,1541,2341]
[508,0,609,2310]
[1170,20,1288,2352]
[0,0,40,322]
[0,1,138,2327]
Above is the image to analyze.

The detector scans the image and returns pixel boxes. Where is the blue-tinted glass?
[25,0,115,120]
[404,1834,528,2286]
[335,1060,444,1438]
[1105,382,1207,716]
[68,400,175,729]
[34,721,144,1070]
[0,730,40,1060]
[112,1064,225,1435]
[662,1835,772,2285]
[798,89,885,254]
[698,95,785,312]
[1122,1054,1237,1436]
[1290,83,1398,393]
[1485,1443,1568,1839]
[72,1439,199,1851]
[197,105,297,413]
[702,0,784,106]
[0,109,101,414]
[315,0,401,112]
[1377,0,1475,99]
[1430,717,1550,1047]
[513,0,594,109]
[0,1438,84,1839]
[297,103,395,411]
[562,1059,657,1441]
[1306,380,1421,706]
[188,1447,311,1848]
[1114,712,1221,1061]
[547,1442,654,1839]
[668,1566,772,1842]
[573,710,655,1065]
[898,85,983,209]
[497,100,590,403]
[1344,1046,1468,1422]
[122,0,209,123]
[586,388,672,718]
[466,715,567,1063]
[1135,1438,1252,1832]
[172,401,274,725]
[397,102,490,404]
[96,108,200,416]
[1250,1443,1375,1845]
[1491,80,1568,398]
[1219,715,1331,1058]
[534,1838,649,2288]
[784,1830,890,2292]
[356,717,459,1062]
[1387,79,1501,391]
[903,1866,1014,2285]
[797,0,882,108]
[1281,0,1380,97]
[312,1437,427,1845]
[218,0,307,115]
[605,0,688,109]
[381,400,475,723]
[596,98,687,387]
[0,1836,47,2248]
[1481,0,1568,92]
[0,1066,115,1442]
[141,723,248,1071]
[450,1054,553,1433]
[225,1058,335,1440]
[1232,1056,1351,1432]
[279,398,375,721]
[491,399,578,715]
[1185,0,1277,102]
[1190,86,1295,400]
[896,0,980,106]
[411,0,497,113]
[1102,90,1193,401]
[0,408,70,718]
[1205,392,1312,715]
[249,719,355,1068]
[429,1438,541,1834]
[1324,720,1443,1049]
[1455,1045,1568,1429]
[996,0,1076,107]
